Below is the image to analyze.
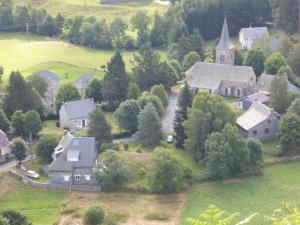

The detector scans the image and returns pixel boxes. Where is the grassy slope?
[180,162,300,225]
[0,32,167,84]
[0,185,66,225]
[12,0,167,23]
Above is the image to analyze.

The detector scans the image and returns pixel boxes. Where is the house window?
[220,54,225,63]
[74,175,81,181]
[253,130,258,135]
[268,119,271,124]
[265,128,269,134]
[81,119,86,127]
[225,88,228,96]
[85,175,91,181]
[237,89,241,96]
[63,175,70,181]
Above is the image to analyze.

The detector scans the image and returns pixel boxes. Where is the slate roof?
[242,92,269,104]
[49,131,96,172]
[35,70,59,84]
[256,73,300,93]
[185,62,255,90]
[61,98,96,120]
[237,101,272,131]
[240,27,268,40]
[74,75,93,89]
[216,16,235,50]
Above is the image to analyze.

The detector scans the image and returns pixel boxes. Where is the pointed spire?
[216,16,235,50]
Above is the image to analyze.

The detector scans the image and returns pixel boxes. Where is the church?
[185,17,256,97]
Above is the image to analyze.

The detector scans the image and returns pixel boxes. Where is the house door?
[82,119,86,127]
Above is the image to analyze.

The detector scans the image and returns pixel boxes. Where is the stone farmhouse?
[236,101,279,140]
[239,91,269,110]
[48,131,99,186]
[239,27,269,50]
[185,17,256,97]
[59,98,96,131]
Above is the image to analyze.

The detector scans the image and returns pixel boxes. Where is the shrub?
[83,206,105,225]
[123,143,129,151]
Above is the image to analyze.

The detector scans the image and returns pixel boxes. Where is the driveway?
[162,90,180,133]
[0,156,32,172]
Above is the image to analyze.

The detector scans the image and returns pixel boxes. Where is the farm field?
[180,162,300,225]
[0,32,167,84]
[12,0,167,23]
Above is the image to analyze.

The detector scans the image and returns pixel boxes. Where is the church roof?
[216,16,235,50]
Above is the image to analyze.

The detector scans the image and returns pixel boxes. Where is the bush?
[83,206,105,225]
[123,143,129,151]
[46,110,57,120]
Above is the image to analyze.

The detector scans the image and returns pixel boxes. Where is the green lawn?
[180,162,300,225]
[12,0,167,23]
[23,159,49,182]
[0,185,66,225]
[0,32,167,85]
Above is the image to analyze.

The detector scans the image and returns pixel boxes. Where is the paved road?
[162,90,179,133]
[0,156,32,172]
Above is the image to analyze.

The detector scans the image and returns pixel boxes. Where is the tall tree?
[10,138,28,167]
[127,82,141,100]
[88,107,112,150]
[0,109,9,132]
[114,99,140,133]
[244,48,266,77]
[182,51,201,72]
[150,84,169,108]
[102,51,129,109]
[184,92,236,161]
[150,148,183,194]
[234,49,243,66]
[279,112,300,155]
[109,17,128,49]
[85,78,102,103]
[269,74,289,114]
[36,136,58,162]
[27,74,48,97]
[23,110,42,138]
[130,11,151,47]
[178,82,193,119]
[2,71,44,118]
[265,52,287,75]
[276,0,299,34]
[55,83,81,111]
[173,108,186,148]
[288,43,300,76]
[138,103,163,147]
[11,111,25,136]
[138,94,164,118]
[288,98,300,116]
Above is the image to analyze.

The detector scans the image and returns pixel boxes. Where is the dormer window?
[67,150,80,162]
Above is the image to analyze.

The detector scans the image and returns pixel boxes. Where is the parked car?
[26,170,39,179]
[167,135,173,143]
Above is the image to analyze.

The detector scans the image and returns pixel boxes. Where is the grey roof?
[185,62,255,90]
[74,75,93,89]
[49,132,96,172]
[256,73,300,93]
[240,27,269,40]
[242,91,269,104]
[216,16,235,50]
[35,70,59,83]
[237,101,273,130]
[60,98,96,120]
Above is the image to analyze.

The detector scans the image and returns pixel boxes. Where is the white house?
[239,27,269,50]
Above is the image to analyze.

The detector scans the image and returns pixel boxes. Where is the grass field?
[0,184,66,225]
[180,162,300,225]
[12,0,167,23]
[0,32,167,85]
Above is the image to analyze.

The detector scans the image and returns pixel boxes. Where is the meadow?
[12,0,167,23]
[180,162,300,225]
[0,32,167,85]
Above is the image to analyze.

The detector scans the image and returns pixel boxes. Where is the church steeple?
[215,16,235,65]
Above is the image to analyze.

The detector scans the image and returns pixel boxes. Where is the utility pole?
[26,23,29,42]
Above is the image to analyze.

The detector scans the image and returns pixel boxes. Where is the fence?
[9,170,101,192]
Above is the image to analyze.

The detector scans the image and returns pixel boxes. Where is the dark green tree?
[288,98,300,116]
[178,82,193,119]
[183,51,201,72]
[109,17,128,49]
[88,107,112,150]
[0,210,31,225]
[0,109,9,132]
[10,138,28,167]
[138,103,163,147]
[102,51,129,109]
[269,74,289,114]
[244,48,266,77]
[11,111,25,136]
[23,110,42,138]
[36,136,58,162]
[275,0,299,34]
[130,11,151,47]
[288,43,300,76]
[97,149,129,191]
[279,112,300,155]
[85,78,102,103]
[150,148,183,194]
[113,99,140,133]
[234,49,243,66]
[27,74,48,97]
[83,205,105,225]
[138,94,164,118]
[247,139,264,169]
[55,83,81,111]
[173,108,186,148]
[127,82,141,100]
[150,84,169,108]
